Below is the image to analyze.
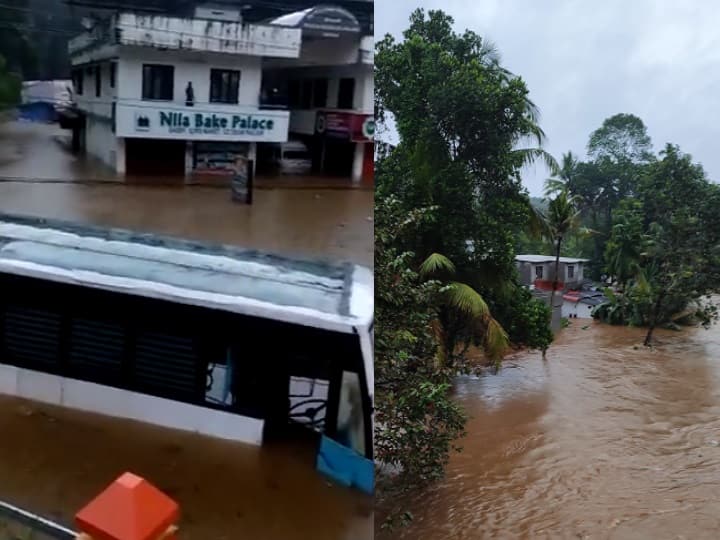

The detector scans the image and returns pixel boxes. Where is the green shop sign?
[134,111,276,135]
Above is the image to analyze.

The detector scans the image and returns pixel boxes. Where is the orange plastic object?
[75,472,179,540]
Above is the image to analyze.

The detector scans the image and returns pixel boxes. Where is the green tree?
[0,54,21,110]
[598,145,720,345]
[375,8,554,349]
[604,199,643,290]
[375,197,466,528]
[534,189,582,326]
[588,113,654,165]
[419,253,509,369]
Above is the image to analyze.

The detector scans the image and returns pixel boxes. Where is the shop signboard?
[316,111,374,142]
[116,102,290,142]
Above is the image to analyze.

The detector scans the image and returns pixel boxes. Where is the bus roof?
[0,214,373,334]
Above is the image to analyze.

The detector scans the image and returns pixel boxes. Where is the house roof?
[516,254,589,264]
[0,214,373,334]
[563,291,608,306]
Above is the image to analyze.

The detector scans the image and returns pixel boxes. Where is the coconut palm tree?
[419,253,509,369]
[533,189,583,327]
[544,151,579,197]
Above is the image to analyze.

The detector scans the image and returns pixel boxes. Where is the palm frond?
[484,317,510,362]
[512,148,559,175]
[446,282,490,319]
[420,253,456,278]
[544,178,566,197]
[526,201,550,239]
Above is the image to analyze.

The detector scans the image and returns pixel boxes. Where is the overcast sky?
[375,0,720,196]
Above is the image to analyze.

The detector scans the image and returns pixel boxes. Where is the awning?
[269,5,361,38]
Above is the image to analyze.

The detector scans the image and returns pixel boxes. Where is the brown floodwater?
[0,395,372,539]
[383,321,720,539]
[0,121,373,267]
[0,121,373,539]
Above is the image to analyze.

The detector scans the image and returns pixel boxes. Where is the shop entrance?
[125,138,186,177]
[322,139,354,177]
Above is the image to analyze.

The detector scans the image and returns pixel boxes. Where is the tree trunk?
[643,292,665,347]
[551,237,562,293]
[643,324,655,347]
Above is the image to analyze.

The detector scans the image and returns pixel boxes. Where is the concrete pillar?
[184,140,193,179]
[248,142,257,176]
[351,142,364,184]
[115,137,126,176]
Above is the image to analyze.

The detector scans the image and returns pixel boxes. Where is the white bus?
[0,214,374,461]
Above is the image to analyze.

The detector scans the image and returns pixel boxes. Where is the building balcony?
[114,99,290,143]
[69,13,302,61]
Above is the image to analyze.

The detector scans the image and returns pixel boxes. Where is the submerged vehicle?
[0,214,373,464]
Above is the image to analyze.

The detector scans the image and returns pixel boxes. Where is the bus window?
[289,376,329,432]
[205,347,234,407]
[336,371,365,456]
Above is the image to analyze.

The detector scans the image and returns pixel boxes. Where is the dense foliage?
[375,9,555,526]
[375,9,554,352]
[593,145,720,344]
[375,197,466,527]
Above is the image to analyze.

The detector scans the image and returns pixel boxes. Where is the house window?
[535,265,544,280]
[567,264,575,279]
[110,62,116,89]
[142,64,174,101]
[95,66,101,97]
[313,78,328,108]
[209,69,240,104]
[338,77,355,109]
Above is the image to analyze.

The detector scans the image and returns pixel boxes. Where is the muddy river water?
[387,321,720,539]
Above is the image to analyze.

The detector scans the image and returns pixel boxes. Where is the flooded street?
[386,321,720,539]
[0,120,373,538]
[0,122,373,266]
[0,396,371,539]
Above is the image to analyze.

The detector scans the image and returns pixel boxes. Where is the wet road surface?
[0,122,373,267]
[384,321,720,539]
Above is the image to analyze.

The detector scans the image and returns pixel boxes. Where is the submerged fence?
[0,500,75,539]
[0,472,179,540]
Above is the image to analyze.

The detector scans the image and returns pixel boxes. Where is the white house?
[67,6,302,178]
[261,6,374,184]
[515,254,588,289]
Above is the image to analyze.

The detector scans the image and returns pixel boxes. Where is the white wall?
[118,47,263,108]
[562,300,595,319]
[0,364,264,445]
[285,64,373,135]
[85,117,117,171]
[116,13,301,59]
[75,60,116,120]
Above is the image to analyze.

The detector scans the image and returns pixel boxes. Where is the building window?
[209,69,240,104]
[313,78,328,108]
[300,79,313,109]
[73,69,83,95]
[338,77,355,109]
[95,66,101,97]
[110,62,116,89]
[288,80,300,108]
[567,264,575,279]
[142,64,174,101]
[535,265,544,280]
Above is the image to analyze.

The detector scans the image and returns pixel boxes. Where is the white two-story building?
[67,6,302,179]
[262,6,374,184]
